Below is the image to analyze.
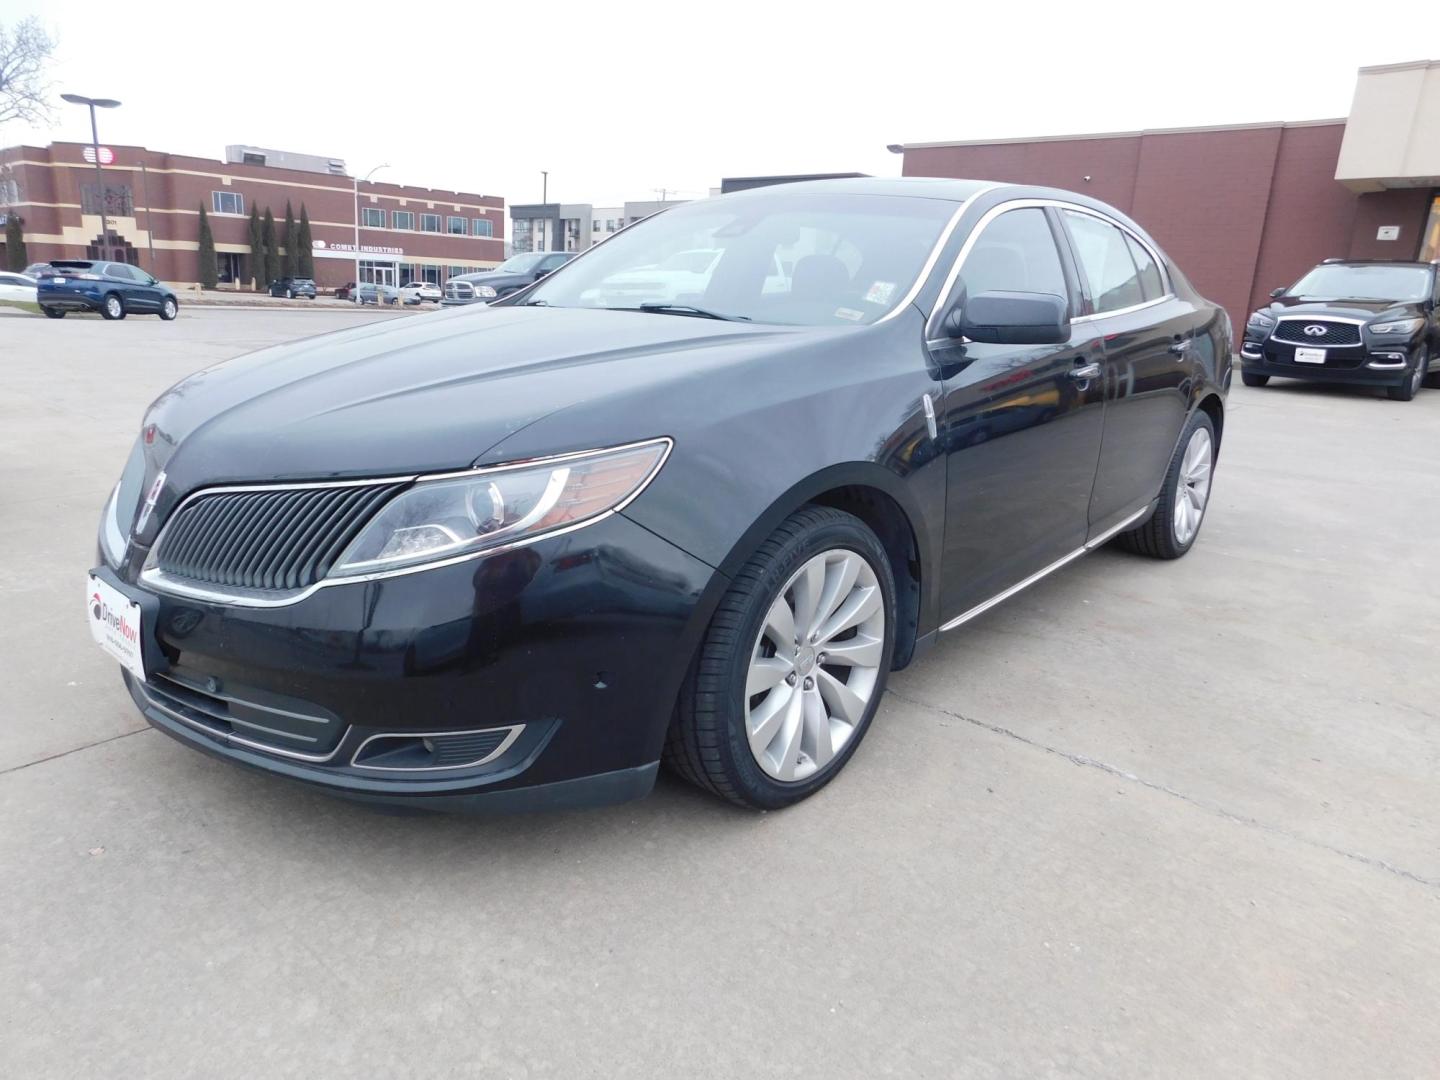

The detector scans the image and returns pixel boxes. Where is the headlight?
[475,285,497,298]
[1246,310,1276,330]
[328,438,671,577]
[1367,317,1424,335]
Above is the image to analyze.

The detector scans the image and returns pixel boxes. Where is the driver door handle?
[1169,337,1192,357]
[1069,361,1102,380]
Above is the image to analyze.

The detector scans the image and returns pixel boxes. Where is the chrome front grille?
[1272,319,1362,347]
[153,480,407,591]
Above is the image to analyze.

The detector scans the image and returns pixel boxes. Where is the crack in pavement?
[888,687,1440,892]
[0,726,152,778]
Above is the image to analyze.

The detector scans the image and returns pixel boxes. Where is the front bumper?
[107,513,723,811]
[1239,335,1419,386]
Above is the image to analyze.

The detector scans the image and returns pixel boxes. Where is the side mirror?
[1270,287,1285,298]
[947,290,1070,345]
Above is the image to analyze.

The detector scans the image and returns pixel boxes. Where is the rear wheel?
[665,507,896,809]
[41,306,65,319]
[1241,372,1269,388]
[1386,349,1424,401]
[101,294,125,320]
[1117,410,1216,560]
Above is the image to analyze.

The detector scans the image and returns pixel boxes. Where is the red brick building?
[896,60,1440,333]
[0,142,506,290]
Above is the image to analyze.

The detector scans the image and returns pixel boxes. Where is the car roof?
[1315,259,1434,269]
[714,176,998,204]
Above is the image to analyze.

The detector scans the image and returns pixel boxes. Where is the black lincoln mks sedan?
[88,178,1229,813]
[1240,259,1440,401]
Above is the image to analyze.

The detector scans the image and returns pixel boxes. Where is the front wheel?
[158,297,178,321]
[41,307,65,320]
[101,294,125,320]
[665,507,896,809]
[1241,372,1269,388]
[285,288,294,299]
[1387,347,1426,401]
[1117,410,1216,560]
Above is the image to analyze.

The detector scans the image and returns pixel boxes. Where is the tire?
[664,506,896,809]
[1387,347,1425,401]
[1117,410,1217,560]
[158,297,178,321]
[41,307,65,319]
[101,293,125,320]
[285,288,294,299]
[1241,372,1269,388]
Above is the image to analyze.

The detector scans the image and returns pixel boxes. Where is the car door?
[930,204,1107,622]
[1057,209,1197,535]
[110,263,158,312]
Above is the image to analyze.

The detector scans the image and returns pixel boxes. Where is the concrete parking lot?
[2,307,1438,1079]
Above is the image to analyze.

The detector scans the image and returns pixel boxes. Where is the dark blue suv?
[37,260,180,321]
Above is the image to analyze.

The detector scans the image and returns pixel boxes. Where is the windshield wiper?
[633,303,750,322]
[516,298,550,306]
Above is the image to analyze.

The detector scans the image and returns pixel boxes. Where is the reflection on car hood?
[140,305,802,499]
[1265,296,1423,322]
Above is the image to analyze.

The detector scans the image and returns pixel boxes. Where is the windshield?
[496,253,546,274]
[524,193,957,326]
[1287,264,1432,302]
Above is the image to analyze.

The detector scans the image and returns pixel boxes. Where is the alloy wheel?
[106,296,121,318]
[745,548,885,782]
[1172,427,1213,546]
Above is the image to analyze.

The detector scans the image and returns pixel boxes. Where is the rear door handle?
[1070,361,1102,380]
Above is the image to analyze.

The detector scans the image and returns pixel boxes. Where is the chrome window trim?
[138,437,673,608]
[924,198,1174,340]
[873,183,1006,326]
[349,725,526,772]
[938,505,1150,634]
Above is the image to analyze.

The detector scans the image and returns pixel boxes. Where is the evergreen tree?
[196,204,218,288]
[297,204,314,279]
[261,208,278,286]
[4,213,25,271]
[283,200,298,279]
[247,204,264,289]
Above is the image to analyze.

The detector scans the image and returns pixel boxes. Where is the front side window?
[955,208,1068,306]
[1286,263,1432,302]
[525,193,957,326]
[448,216,467,235]
[420,213,441,233]
[211,190,244,216]
[1062,210,1145,314]
[361,206,385,228]
[393,210,415,231]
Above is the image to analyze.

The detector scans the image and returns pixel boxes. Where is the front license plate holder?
[1294,347,1326,364]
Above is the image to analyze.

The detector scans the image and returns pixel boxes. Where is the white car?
[0,271,37,307]
[399,281,442,304]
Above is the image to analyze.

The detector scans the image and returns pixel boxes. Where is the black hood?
[1263,295,1423,322]
[131,306,816,541]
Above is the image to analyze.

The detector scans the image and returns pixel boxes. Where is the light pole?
[541,170,548,204]
[61,94,121,262]
[353,163,390,287]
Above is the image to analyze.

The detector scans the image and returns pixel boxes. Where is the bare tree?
[0,18,56,129]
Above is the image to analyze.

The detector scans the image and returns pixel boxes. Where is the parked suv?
[269,277,317,299]
[441,251,575,305]
[399,281,442,304]
[37,260,179,321]
[1241,259,1440,401]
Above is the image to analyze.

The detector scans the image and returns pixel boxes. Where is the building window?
[449,264,467,278]
[392,210,415,231]
[420,213,441,233]
[447,216,467,235]
[242,152,266,166]
[361,206,385,228]
[473,218,493,237]
[358,259,396,286]
[81,183,134,217]
[211,191,244,216]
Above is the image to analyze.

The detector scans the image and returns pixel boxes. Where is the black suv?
[1241,259,1440,401]
[441,251,575,305]
[37,260,180,321]
[269,277,317,299]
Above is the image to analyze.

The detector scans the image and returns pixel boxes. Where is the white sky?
[2,0,1431,207]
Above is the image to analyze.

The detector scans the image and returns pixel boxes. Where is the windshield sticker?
[864,281,897,305]
[834,307,865,321]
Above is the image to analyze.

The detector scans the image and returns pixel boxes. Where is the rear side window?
[956,208,1069,307]
[1062,210,1145,313]
[1123,234,1165,301]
